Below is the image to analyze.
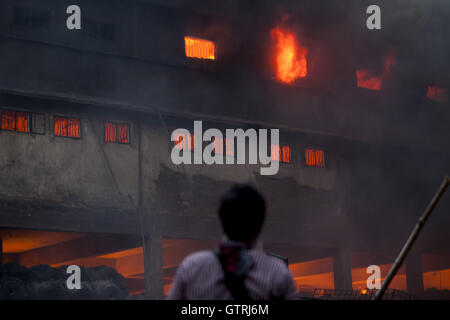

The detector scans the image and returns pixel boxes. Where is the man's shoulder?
[252,250,290,271]
[179,249,290,275]
[180,250,218,268]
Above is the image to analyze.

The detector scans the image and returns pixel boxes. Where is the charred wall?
[0,92,449,257]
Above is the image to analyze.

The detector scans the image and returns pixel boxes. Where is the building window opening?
[305,148,325,167]
[54,116,80,138]
[174,133,195,151]
[184,36,215,60]
[1,110,29,132]
[105,122,129,144]
[271,144,291,163]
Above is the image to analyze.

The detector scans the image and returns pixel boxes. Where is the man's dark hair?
[218,184,266,243]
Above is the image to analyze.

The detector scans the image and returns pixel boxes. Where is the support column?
[0,238,3,266]
[405,249,424,297]
[333,248,353,290]
[143,235,164,300]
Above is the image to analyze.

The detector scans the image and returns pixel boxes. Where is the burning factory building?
[0,0,450,300]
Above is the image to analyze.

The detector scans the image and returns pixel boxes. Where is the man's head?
[218,184,266,244]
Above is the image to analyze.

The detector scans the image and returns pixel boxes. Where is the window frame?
[103,120,131,144]
[0,109,31,134]
[53,114,82,139]
[184,36,217,61]
[271,143,293,164]
[30,112,46,135]
[304,147,326,168]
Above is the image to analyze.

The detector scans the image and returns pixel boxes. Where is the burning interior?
[271,26,308,84]
[1,229,450,299]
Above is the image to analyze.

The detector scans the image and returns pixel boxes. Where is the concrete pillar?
[143,235,164,299]
[405,249,424,297]
[333,248,353,290]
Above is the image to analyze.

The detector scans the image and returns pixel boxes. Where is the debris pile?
[0,262,130,300]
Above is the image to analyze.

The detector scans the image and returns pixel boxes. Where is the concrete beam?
[51,256,117,269]
[143,235,164,300]
[18,234,141,267]
[333,248,353,290]
[2,198,448,255]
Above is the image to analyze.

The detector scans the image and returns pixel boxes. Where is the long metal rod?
[373,176,449,300]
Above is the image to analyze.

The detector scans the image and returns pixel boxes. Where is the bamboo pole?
[373,176,449,300]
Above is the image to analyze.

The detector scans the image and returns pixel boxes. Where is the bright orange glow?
[289,257,335,292]
[356,70,382,91]
[271,145,281,161]
[174,133,195,150]
[99,247,143,259]
[305,148,325,167]
[427,85,447,103]
[105,122,129,143]
[67,118,79,138]
[164,284,173,296]
[16,112,29,132]
[174,134,235,155]
[423,268,450,290]
[184,37,215,60]
[54,116,80,138]
[271,26,308,84]
[211,137,234,155]
[271,144,291,163]
[105,122,117,143]
[357,53,396,91]
[351,263,407,291]
[0,229,84,253]
[1,110,29,132]
[1,110,16,131]
[422,253,450,290]
[282,146,291,163]
[224,138,234,156]
[54,117,67,136]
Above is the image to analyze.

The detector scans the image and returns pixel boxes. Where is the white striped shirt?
[166,249,298,300]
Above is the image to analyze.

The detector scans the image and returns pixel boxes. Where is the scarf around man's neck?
[216,239,254,278]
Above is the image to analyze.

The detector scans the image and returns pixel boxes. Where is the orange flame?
[427,85,447,103]
[271,27,308,84]
[357,53,395,91]
[356,70,382,91]
[184,36,215,60]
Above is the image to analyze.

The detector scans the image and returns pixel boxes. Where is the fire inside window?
[174,135,234,155]
[174,133,195,151]
[105,122,129,144]
[427,85,447,103]
[271,145,291,163]
[0,110,29,132]
[54,116,80,138]
[305,148,325,167]
[184,36,215,60]
[271,27,308,84]
[210,137,234,156]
